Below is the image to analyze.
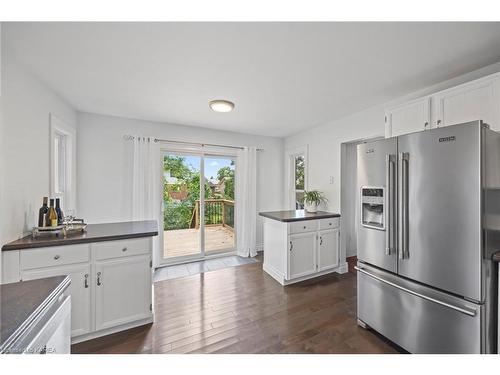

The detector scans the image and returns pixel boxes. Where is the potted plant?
[303,190,328,213]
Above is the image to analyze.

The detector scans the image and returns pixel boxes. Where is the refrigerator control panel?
[361,187,385,230]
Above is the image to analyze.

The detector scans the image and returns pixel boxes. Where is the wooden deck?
[164,225,234,258]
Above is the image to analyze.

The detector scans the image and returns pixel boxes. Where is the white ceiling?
[4,22,500,137]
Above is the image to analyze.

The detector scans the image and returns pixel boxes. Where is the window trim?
[50,114,76,212]
[285,145,309,210]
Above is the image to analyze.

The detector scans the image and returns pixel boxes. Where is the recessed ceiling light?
[209,99,235,113]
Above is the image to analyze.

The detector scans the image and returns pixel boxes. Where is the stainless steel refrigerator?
[356,120,499,354]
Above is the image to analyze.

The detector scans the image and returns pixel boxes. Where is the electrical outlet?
[329,176,334,184]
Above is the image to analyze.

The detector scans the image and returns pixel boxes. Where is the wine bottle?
[55,198,64,225]
[48,199,58,227]
[38,197,49,227]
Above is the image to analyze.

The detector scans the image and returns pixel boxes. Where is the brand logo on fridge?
[438,136,456,143]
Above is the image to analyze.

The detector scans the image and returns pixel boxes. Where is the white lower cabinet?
[2,237,153,343]
[287,228,339,280]
[289,232,317,279]
[95,254,152,331]
[263,216,344,285]
[318,229,340,271]
[22,263,92,337]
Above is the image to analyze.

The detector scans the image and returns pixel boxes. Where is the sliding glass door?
[162,153,202,261]
[161,151,236,264]
[204,156,235,255]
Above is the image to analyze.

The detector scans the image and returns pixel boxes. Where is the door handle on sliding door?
[398,152,409,260]
[385,154,395,255]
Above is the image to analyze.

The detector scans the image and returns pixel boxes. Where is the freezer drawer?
[356,263,482,353]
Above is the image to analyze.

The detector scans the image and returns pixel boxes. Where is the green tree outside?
[163,156,235,230]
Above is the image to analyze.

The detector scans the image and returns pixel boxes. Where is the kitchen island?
[259,210,346,285]
[1,220,158,344]
[1,275,71,354]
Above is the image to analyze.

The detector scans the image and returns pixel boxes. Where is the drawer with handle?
[20,244,90,270]
[319,217,340,230]
[93,237,151,260]
[289,220,319,234]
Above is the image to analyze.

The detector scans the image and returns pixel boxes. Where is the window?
[54,133,67,195]
[294,155,305,209]
[50,114,76,212]
[286,146,308,210]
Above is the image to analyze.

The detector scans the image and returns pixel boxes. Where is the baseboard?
[282,267,342,285]
[335,262,349,274]
[71,316,153,345]
[263,262,285,284]
[263,263,349,285]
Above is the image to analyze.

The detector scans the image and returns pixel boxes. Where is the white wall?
[0,47,78,248]
[0,23,4,277]
[341,141,360,258]
[285,61,500,259]
[77,112,284,250]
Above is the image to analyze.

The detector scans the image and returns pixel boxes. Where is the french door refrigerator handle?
[398,152,409,259]
[354,266,477,317]
[385,154,395,255]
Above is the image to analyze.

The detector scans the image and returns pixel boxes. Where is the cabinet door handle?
[84,274,89,288]
[54,255,60,260]
[97,272,102,286]
[320,236,323,245]
[437,119,442,126]
[289,241,293,252]
[122,247,128,252]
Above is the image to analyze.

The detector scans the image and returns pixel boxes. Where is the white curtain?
[132,136,161,263]
[235,147,257,257]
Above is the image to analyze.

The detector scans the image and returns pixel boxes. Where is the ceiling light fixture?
[209,99,235,113]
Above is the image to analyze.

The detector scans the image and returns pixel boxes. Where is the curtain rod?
[123,135,264,151]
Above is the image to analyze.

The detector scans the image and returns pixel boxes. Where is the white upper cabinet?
[432,75,500,131]
[385,73,500,137]
[385,97,431,138]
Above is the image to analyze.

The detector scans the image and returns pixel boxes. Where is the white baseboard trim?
[71,316,153,345]
[262,262,285,284]
[263,263,347,286]
[335,262,349,274]
[281,268,339,285]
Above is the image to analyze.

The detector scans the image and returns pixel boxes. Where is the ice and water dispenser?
[361,187,385,230]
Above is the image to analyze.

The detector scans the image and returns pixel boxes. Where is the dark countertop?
[1,275,70,353]
[2,220,158,251]
[259,210,340,222]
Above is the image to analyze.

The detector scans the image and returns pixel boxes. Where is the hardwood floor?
[71,259,400,354]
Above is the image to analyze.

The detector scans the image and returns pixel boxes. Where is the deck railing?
[190,199,234,230]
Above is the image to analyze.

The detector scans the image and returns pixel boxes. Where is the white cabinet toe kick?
[261,213,345,285]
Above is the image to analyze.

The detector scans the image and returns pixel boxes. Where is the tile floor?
[154,255,259,282]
